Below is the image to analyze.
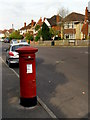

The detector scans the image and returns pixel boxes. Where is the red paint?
[16,46,38,98]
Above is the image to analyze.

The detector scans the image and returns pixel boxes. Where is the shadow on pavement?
[36,57,68,118]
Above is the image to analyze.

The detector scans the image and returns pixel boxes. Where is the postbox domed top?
[16,46,38,54]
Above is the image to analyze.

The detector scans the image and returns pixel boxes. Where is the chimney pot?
[43,17,46,22]
[31,20,34,26]
[24,22,26,27]
[85,7,88,21]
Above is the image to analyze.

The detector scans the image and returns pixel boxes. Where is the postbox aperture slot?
[22,57,34,60]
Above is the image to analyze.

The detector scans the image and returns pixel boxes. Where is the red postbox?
[16,46,38,107]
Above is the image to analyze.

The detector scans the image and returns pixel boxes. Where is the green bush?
[25,33,33,41]
[35,35,40,42]
[35,29,42,42]
[28,40,30,44]
[35,25,40,31]
[9,30,24,39]
[49,28,59,39]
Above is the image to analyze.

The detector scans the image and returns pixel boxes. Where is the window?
[67,23,69,28]
[66,35,69,39]
[72,23,74,28]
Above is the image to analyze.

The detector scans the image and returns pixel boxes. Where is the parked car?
[20,39,28,44]
[6,42,30,67]
[4,38,10,43]
[0,38,4,42]
[10,39,18,44]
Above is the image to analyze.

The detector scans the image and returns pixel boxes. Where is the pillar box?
[16,46,38,107]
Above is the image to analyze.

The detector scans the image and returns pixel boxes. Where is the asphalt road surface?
[2,42,88,118]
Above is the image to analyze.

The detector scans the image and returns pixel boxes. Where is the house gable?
[20,20,36,35]
[46,15,62,27]
[44,19,51,27]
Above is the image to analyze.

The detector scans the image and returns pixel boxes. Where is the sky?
[0,0,89,30]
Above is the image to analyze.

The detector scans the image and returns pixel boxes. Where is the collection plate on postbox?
[27,64,33,73]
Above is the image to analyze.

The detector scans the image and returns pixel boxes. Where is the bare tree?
[57,7,69,39]
[58,7,69,18]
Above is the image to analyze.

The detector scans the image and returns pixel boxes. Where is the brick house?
[20,20,36,37]
[20,18,44,39]
[0,29,14,38]
[45,15,62,37]
[63,12,85,40]
[20,22,28,36]
[27,20,36,36]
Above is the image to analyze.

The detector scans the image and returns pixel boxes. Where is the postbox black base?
[20,96,37,107]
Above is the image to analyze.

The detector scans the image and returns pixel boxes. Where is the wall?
[30,40,90,46]
[76,23,82,39]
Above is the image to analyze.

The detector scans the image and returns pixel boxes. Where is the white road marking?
[0,57,57,119]
[9,68,19,78]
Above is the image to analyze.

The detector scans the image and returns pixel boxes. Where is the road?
[2,42,88,118]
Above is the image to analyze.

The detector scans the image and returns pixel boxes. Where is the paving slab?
[2,61,51,119]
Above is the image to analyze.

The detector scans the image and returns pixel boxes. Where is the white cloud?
[0,0,89,30]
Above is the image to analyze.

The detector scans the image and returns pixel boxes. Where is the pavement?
[1,57,54,119]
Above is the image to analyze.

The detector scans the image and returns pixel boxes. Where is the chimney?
[31,20,34,27]
[24,22,26,27]
[85,7,88,22]
[43,17,46,22]
[40,17,42,22]
[56,14,60,24]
